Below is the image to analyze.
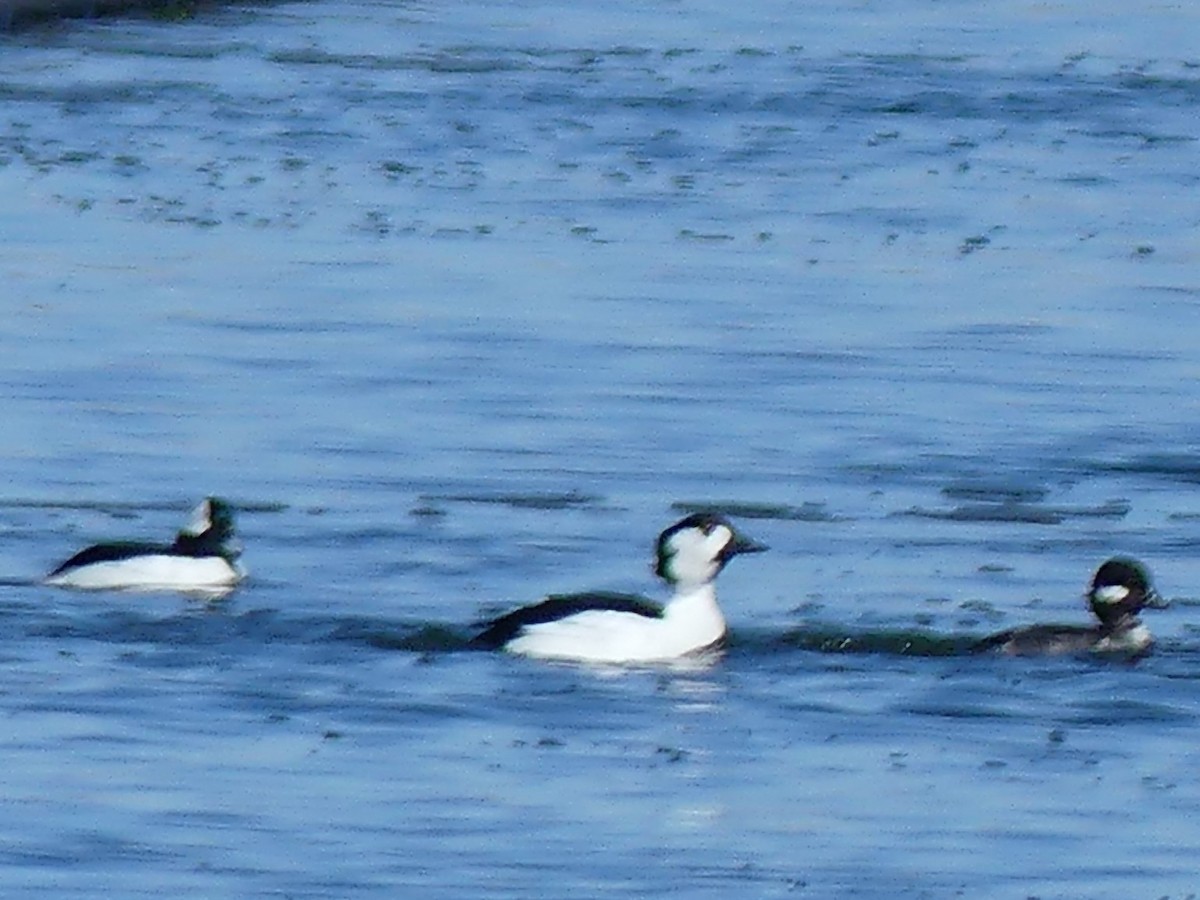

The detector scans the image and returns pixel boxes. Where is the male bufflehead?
[45,497,244,595]
[473,512,767,664]
[973,557,1167,657]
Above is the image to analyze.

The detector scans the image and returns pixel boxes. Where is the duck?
[45,497,244,595]
[473,512,767,664]
[973,557,1167,657]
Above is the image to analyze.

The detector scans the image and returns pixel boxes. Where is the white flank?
[46,555,244,595]
[506,583,726,664]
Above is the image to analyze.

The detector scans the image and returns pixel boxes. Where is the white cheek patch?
[182,500,213,537]
[668,525,732,561]
[1094,584,1130,605]
[665,524,728,585]
[705,525,733,557]
[668,527,702,556]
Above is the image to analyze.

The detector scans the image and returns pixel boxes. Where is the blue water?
[2,1,1200,896]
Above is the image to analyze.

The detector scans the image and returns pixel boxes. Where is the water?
[2,1,1200,896]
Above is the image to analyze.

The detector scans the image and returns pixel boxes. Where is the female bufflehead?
[973,557,1167,657]
[473,512,767,664]
[45,497,244,595]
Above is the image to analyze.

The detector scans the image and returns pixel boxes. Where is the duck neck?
[663,581,725,630]
[1098,611,1141,637]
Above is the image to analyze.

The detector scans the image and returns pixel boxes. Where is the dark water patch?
[291,523,426,549]
[898,498,1129,525]
[427,50,527,75]
[272,45,542,74]
[0,497,287,514]
[800,52,1197,129]
[898,701,1022,721]
[22,605,481,656]
[92,37,237,60]
[329,620,474,654]
[955,598,1007,624]
[29,605,283,647]
[0,0,152,30]
[1061,698,1194,726]
[1161,535,1200,552]
[1115,70,1200,101]
[0,80,204,107]
[677,228,734,242]
[977,563,1015,574]
[1044,499,1136,520]
[744,625,976,658]
[1146,284,1200,298]
[1089,453,1200,484]
[1146,642,1200,682]
[0,576,41,589]
[735,347,878,367]
[941,480,1048,504]
[267,48,427,71]
[198,316,387,337]
[417,490,603,511]
[899,502,1064,525]
[670,499,840,522]
[876,89,988,119]
[955,230,993,255]
[2,831,176,867]
[940,321,1058,341]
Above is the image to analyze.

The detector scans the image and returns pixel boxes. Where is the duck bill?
[727,534,768,557]
[1144,588,1169,610]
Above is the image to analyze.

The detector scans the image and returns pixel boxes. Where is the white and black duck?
[474,512,767,664]
[45,497,245,595]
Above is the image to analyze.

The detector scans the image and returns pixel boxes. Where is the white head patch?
[181,500,213,537]
[1093,584,1130,605]
[664,523,732,586]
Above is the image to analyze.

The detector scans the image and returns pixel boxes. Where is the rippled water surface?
[2,1,1200,896]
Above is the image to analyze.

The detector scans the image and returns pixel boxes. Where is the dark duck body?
[974,558,1166,657]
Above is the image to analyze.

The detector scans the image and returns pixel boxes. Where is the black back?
[48,498,239,576]
[48,541,171,576]
[472,591,664,649]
